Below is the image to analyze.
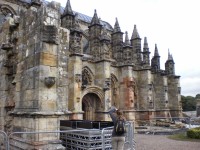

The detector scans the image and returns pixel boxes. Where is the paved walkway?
[135,134,200,150]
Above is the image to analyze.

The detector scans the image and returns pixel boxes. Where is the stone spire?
[143,37,149,50]
[114,18,121,33]
[151,44,160,72]
[143,37,150,66]
[130,25,142,65]
[168,49,174,61]
[131,25,141,40]
[63,0,74,17]
[111,18,124,61]
[124,31,130,46]
[154,44,160,57]
[90,9,101,26]
[165,49,175,75]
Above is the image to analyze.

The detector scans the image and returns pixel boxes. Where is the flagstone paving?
[135,134,200,150]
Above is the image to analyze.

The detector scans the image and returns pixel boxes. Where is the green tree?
[181,95,196,111]
[195,94,200,99]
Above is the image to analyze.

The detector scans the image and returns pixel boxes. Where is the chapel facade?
[0,0,182,149]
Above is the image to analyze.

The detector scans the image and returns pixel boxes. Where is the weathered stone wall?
[0,20,10,130]
[136,70,151,110]
[0,13,18,131]
[168,76,182,117]
[153,74,166,110]
[7,2,67,149]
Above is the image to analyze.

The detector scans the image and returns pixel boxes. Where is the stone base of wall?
[134,109,182,126]
[10,136,65,150]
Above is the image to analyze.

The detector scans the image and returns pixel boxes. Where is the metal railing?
[0,130,8,150]
[0,121,135,150]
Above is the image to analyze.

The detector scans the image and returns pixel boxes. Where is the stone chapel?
[0,0,182,149]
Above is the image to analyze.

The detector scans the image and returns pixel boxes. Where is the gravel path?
[134,134,200,150]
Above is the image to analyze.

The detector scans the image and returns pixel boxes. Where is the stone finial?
[124,31,130,46]
[154,44,159,56]
[168,49,174,61]
[143,37,149,50]
[131,25,140,40]
[90,9,101,25]
[63,0,74,17]
[114,18,121,32]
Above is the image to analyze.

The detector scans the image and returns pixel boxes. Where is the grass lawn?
[168,133,200,142]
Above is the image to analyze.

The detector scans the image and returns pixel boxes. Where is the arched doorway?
[82,93,101,121]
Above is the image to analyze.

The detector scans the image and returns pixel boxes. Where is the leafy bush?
[187,127,200,139]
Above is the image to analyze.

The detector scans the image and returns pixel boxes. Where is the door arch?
[82,93,101,121]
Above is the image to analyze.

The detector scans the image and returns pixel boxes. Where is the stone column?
[95,61,111,121]
[119,66,135,121]
[68,28,83,120]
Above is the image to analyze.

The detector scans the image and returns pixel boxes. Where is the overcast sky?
[49,0,200,97]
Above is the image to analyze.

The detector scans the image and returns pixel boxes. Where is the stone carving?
[123,49,132,65]
[13,15,20,25]
[100,41,111,59]
[81,67,93,89]
[70,32,82,54]
[44,77,56,88]
[81,74,88,90]
[103,78,111,91]
[75,74,81,83]
[42,25,59,44]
